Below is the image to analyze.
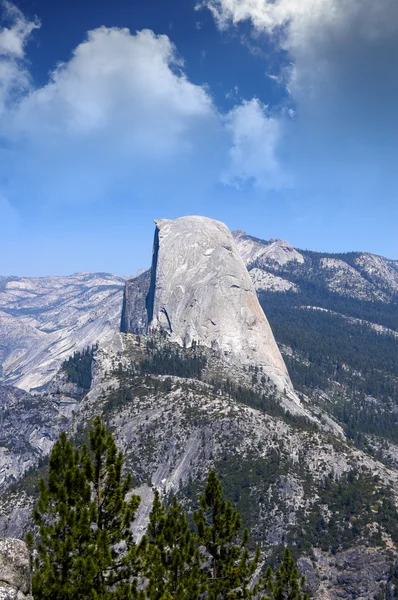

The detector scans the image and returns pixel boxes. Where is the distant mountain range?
[1,232,397,392]
[233,231,398,444]
[2,221,398,598]
[233,230,398,302]
[0,273,127,389]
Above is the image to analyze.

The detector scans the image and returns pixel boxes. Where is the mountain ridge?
[2,220,398,597]
[2,230,398,392]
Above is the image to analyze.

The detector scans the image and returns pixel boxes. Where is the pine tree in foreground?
[28,418,144,600]
[28,423,311,599]
[194,470,260,599]
[145,491,203,599]
[83,415,144,599]
[27,432,95,600]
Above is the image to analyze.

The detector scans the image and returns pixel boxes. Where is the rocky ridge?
[1,332,397,598]
[0,384,72,495]
[0,272,127,391]
[233,230,398,303]
[232,232,304,268]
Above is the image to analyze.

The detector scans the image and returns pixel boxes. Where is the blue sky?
[1,0,398,275]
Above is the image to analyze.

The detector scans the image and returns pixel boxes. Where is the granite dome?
[147,216,292,392]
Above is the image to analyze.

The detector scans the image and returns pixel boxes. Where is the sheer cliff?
[123,216,293,394]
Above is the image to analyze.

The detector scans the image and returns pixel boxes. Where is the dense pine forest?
[258,282,398,451]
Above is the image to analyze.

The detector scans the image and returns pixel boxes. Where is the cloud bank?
[2,0,397,259]
[0,2,285,215]
[199,0,398,195]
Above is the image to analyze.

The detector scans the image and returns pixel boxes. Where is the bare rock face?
[147,216,292,391]
[249,268,299,293]
[0,273,126,391]
[0,385,69,494]
[120,270,151,335]
[232,230,304,268]
[0,539,32,600]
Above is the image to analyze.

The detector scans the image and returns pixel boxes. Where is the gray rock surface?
[0,539,32,600]
[1,332,398,598]
[233,229,398,303]
[147,216,292,392]
[0,272,127,391]
[2,221,398,599]
[120,270,151,334]
[249,268,299,293]
[233,231,304,268]
[0,386,69,494]
[299,546,396,600]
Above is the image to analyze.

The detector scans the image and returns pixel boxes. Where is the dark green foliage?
[194,470,260,599]
[204,450,290,546]
[257,287,398,447]
[28,432,95,600]
[82,416,144,598]
[317,392,398,447]
[28,418,144,600]
[28,434,311,599]
[290,471,398,554]
[139,339,207,379]
[262,549,309,600]
[145,491,203,599]
[259,291,398,402]
[212,377,317,432]
[102,375,173,415]
[62,346,96,390]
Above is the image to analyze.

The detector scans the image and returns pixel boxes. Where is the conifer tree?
[262,549,309,600]
[27,432,95,600]
[82,416,144,598]
[194,470,260,599]
[145,491,202,599]
[28,418,144,600]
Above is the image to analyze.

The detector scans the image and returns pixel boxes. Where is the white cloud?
[11,27,215,156]
[196,0,398,49]
[0,22,228,206]
[0,0,39,57]
[198,0,398,110]
[223,98,284,189]
[0,1,39,114]
[199,0,398,193]
[0,3,285,209]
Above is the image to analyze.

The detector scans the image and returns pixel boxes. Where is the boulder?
[0,539,32,600]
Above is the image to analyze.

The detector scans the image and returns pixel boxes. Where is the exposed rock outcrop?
[249,268,299,293]
[120,270,151,335]
[0,385,69,494]
[0,273,127,391]
[146,216,292,392]
[233,229,398,304]
[232,231,304,268]
[0,539,32,600]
